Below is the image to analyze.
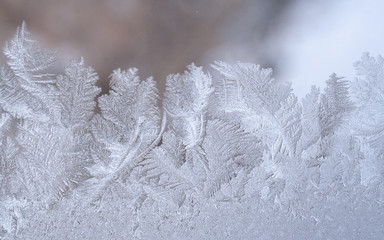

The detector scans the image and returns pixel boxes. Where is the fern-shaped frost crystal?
[319,73,353,138]
[164,64,213,148]
[2,22,58,122]
[57,58,100,131]
[3,22,56,77]
[203,119,262,198]
[212,61,302,157]
[90,68,164,200]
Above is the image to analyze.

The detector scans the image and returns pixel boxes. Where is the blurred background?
[0,0,383,97]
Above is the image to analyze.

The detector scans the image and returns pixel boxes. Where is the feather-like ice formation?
[0,23,383,240]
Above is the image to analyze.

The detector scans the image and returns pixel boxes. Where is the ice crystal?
[0,22,383,240]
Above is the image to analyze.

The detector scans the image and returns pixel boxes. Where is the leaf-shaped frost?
[212,62,302,157]
[211,73,246,115]
[319,73,353,138]
[274,94,302,157]
[139,146,193,207]
[0,65,51,121]
[90,68,164,201]
[56,58,101,131]
[164,64,213,174]
[203,119,262,198]
[164,64,213,147]
[1,23,59,122]
[212,61,291,114]
[3,22,56,80]
[299,86,321,153]
[15,121,92,202]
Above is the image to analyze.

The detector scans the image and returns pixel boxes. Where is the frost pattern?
[0,23,383,240]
